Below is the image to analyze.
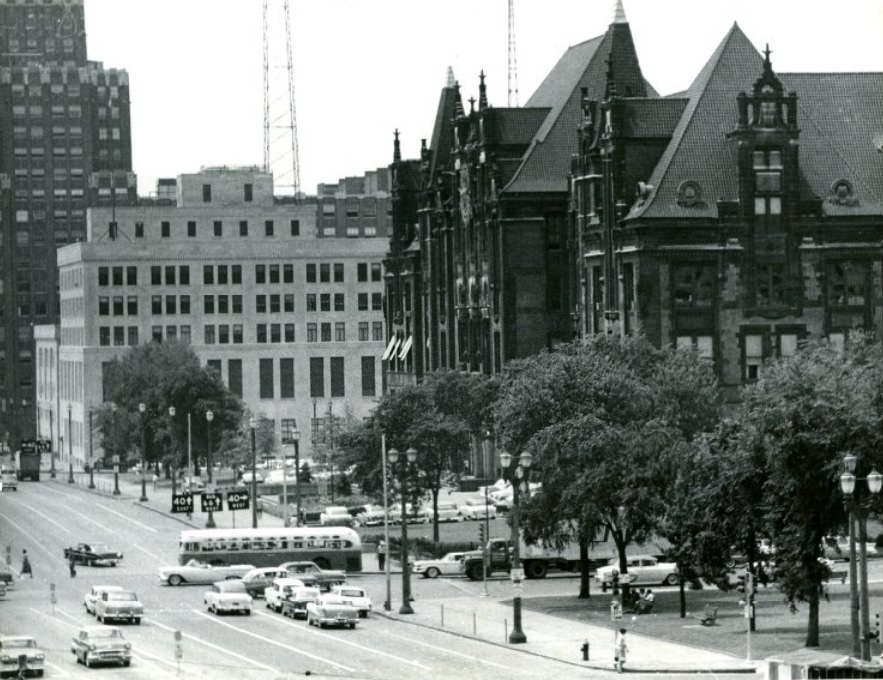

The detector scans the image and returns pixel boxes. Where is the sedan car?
[264,577,306,613]
[279,561,346,590]
[823,535,879,561]
[425,502,463,523]
[413,552,466,579]
[353,504,387,526]
[71,626,131,668]
[94,589,143,625]
[240,567,288,598]
[84,585,124,615]
[281,587,321,620]
[388,503,430,525]
[328,585,372,617]
[0,559,14,587]
[0,635,45,678]
[458,497,497,521]
[240,471,264,484]
[204,580,252,615]
[306,596,359,629]
[64,542,123,567]
[595,555,678,588]
[158,559,255,586]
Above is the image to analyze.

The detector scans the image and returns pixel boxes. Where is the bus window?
[265,539,276,550]
[241,541,250,550]
[326,540,341,549]
[292,541,303,549]
[228,541,239,551]
[342,540,353,548]
[251,541,264,551]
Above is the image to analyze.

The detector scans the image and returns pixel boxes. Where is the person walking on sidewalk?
[376,540,386,571]
[69,554,77,578]
[20,549,32,579]
[615,628,628,673]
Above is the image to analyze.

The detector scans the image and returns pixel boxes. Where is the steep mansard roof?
[629,23,883,220]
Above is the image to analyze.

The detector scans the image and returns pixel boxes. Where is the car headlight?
[124,643,131,650]
[35,653,45,660]
[0,654,12,662]
[117,553,123,558]
[88,644,97,651]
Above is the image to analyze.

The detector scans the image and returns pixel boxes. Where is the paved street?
[0,476,765,678]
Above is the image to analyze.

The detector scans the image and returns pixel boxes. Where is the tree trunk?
[805,586,820,647]
[579,538,590,599]
[679,574,686,618]
[431,487,440,543]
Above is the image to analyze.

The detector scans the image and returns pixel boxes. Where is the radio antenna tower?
[262,0,301,197]
[508,0,519,107]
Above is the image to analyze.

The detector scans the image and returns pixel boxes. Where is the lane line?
[375,627,508,668]
[254,609,432,671]
[132,543,163,561]
[18,501,73,535]
[65,508,114,533]
[194,609,355,672]
[93,503,158,534]
[0,511,66,565]
[149,618,279,674]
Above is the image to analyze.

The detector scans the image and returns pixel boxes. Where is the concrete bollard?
[582,639,590,661]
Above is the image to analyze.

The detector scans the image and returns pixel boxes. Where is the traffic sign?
[171,493,193,514]
[20,440,36,454]
[226,490,250,511]
[37,440,52,453]
[201,492,223,513]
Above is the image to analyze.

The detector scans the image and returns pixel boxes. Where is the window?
[113,327,125,346]
[213,220,222,237]
[256,295,267,313]
[333,263,344,282]
[335,322,345,342]
[743,333,765,382]
[228,359,242,397]
[151,296,162,314]
[320,294,331,312]
[359,322,369,341]
[357,263,368,282]
[280,358,294,398]
[256,265,266,284]
[676,336,713,359]
[310,357,324,397]
[113,296,124,316]
[358,293,368,311]
[265,220,274,236]
[290,219,300,236]
[307,323,318,343]
[284,294,294,313]
[321,322,332,342]
[371,263,382,281]
[99,267,109,286]
[161,221,170,238]
[372,322,384,341]
[372,293,383,311]
[673,265,715,307]
[112,267,123,286]
[152,326,163,343]
[151,266,162,285]
[203,266,214,285]
[269,265,280,284]
[257,324,267,343]
[218,325,229,344]
[166,326,177,342]
[270,324,281,343]
[127,266,137,285]
[320,263,330,283]
[135,222,144,238]
[270,295,280,313]
[187,221,196,237]
[829,262,868,307]
[232,295,242,314]
[181,325,191,344]
[283,264,294,283]
[756,263,786,307]
[217,295,228,314]
[165,265,176,286]
[201,183,212,202]
[204,295,215,314]
[98,296,109,316]
[284,323,295,342]
[99,327,111,346]
[127,296,138,315]
[306,294,317,312]
[239,220,248,237]
[207,359,221,376]
[204,325,215,344]
[259,358,273,398]
[179,266,190,285]
[232,265,242,284]
[127,327,139,346]
[244,184,254,202]
[779,333,799,358]
[330,357,345,397]
[334,293,345,312]
[232,324,243,344]
[306,264,316,283]
[361,356,376,396]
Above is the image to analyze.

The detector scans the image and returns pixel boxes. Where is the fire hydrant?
[581,639,590,661]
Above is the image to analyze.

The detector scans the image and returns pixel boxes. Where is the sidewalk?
[55,472,762,674]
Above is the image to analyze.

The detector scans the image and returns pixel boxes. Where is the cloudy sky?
[83,0,883,197]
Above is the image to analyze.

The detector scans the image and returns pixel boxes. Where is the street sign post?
[171,492,193,514]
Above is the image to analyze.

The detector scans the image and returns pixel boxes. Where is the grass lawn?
[520,577,883,661]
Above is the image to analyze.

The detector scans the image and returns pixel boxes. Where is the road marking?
[376,627,508,668]
[0,511,65,565]
[18,501,73,535]
[96,502,158,533]
[149,618,279,673]
[255,609,432,670]
[194,609,355,672]
[65,507,113,533]
[131,543,163,561]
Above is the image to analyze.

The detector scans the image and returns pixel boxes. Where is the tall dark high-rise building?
[0,0,134,449]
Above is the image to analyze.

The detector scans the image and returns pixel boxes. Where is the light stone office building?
[36,167,387,469]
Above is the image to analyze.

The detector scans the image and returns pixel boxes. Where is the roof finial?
[445,66,456,89]
[393,129,401,162]
[478,70,488,111]
[763,43,773,68]
[613,0,628,24]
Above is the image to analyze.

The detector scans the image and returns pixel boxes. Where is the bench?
[694,605,718,626]
[632,598,654,615]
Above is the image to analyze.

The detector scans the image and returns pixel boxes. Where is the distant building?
[315,168,393,239]
[0,0,134,450]
[36,167,387,469]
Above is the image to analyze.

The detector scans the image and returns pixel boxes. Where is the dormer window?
[759,101,777,126]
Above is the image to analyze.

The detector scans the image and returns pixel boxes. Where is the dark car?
[240,567,288,598]
[0,558,13,586]
[278,561,346,590]
[64,542,123,567]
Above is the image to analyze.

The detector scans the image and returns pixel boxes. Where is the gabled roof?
[629,24,883,219]
[503,20,652,194]
[427,71,459,184]
[493,107,551,146]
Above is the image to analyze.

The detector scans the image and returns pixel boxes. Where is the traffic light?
[479,522,486,545]
[875,613,881,642]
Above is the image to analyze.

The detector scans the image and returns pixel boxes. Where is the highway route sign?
[201,491,223,513]
[171,492,193,514]
[226,490,250,511]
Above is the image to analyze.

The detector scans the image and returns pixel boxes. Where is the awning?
[398,335,414,360]
[381,336,398,361]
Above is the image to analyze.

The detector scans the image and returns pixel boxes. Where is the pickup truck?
[64,542,123,567]
[460,536,581,581]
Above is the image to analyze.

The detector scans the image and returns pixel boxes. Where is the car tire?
[85,655,92,668]
[134,617,141,625]
[426,567,441,579]
[349,623,356,629]
[123,660,130,667]
[168,574,183,586]
[664,573,679,586]
[96,613,103,623]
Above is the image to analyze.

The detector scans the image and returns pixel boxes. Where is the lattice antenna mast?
[283,0,301,196]
[262,0,270,172]
[507,0,519,107]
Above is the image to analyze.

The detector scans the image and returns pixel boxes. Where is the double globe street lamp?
[839,452,882,661]
[205,410,216,529]
[388,446,418,615]
[138,403,148,502]
[500,449,533,644]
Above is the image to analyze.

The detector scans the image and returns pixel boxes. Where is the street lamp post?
[292,426,301,527]
[500,449,533,644]
[388,446,417,615]
[205,411,215,528]
[168,406,177,497]
[111,404,120,495]
[839,453,882,661]
[88,409,95,489]
[138,403,148,502]
[49,409,56,479]
[250,417,258,529]
[67,404,74,483]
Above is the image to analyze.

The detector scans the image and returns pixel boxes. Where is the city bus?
[177,527,362,572]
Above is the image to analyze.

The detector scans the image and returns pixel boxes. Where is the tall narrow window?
[361,357,376,397]
[228,359,242,396]
[244,184,253,202]
[310,357,324,397]
[202,184,212,202]
[259,358,273,398]
[280,358,294,398]
[330,357,345,397]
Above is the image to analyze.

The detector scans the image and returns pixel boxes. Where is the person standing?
[68,554,77,578]
[615,628,628,673]
[376,540,386,571]
[20,549,32,579]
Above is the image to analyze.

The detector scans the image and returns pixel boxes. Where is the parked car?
[0,581,6,599]
[240,567,288,598]
[83,585,124,615]
[182,476,206,492]
[158,559,254,586]
[279,561,347,590]
[594,555,678,589]
[823,535,879,561]
[320,505,355,527]
[264,469,297,485]
[204,580,252,615]
[281,586,321,620]
[0,635,45,677]
[458,497,497,521]
[240,471,264,484]
[328,585,372,617]
[94,589,143,625]
[425,502,463,523]
[63,542,123,567]
[71,626,131,668]
[0,559,14,587]
[388,503,430,525]
[353,504,387,526]
[413,552,466,579]
[264,577,306,613]
[306,595,359,629]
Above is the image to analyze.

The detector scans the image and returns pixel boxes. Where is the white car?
[426,502,463,523]
[94,589,144,625]
[204,580,252,615]
[306,595,359,629]
[413,552,466,578]
[594,555,679,588]
[84,585,124,615]
[458,497,497,520]
[329,585,372,617]
[158,559,255,586]
[264,577,306,613]
[0,636,45,677]
[240,471,264,484]
[71,626,131,668]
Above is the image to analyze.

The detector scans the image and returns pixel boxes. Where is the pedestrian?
[20,549,32,579]
[69,554,77,578]
[615,628,628,673]
[152,473,159,491]
[376,540,386,571]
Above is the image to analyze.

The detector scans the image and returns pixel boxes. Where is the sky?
[83,0,883,197]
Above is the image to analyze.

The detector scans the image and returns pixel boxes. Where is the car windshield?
[444,553,462,561]
[108,592,138,601]
[89,629,123,639]
[2,638,37,649]
[338,589,362,597]
[90,543,110,552]
[186,560,209,568]
[218,581,245,592]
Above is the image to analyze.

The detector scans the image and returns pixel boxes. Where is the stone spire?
[613,0,627,24]
[445,66,456,88]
